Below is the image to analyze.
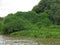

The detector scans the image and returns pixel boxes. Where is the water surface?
[0,35,60,45]
[0,35,38,45]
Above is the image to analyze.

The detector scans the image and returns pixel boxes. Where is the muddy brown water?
[0,35,60,45]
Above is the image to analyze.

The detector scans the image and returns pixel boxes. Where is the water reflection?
[0,35,60,45]
[0,35,38,45]
[4,40,38,45]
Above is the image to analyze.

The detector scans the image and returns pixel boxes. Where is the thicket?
[32,0,60,25]
[0,17,3,34]
[0,0,60,38]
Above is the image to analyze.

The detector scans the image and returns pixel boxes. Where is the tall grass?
[10,25,60,38]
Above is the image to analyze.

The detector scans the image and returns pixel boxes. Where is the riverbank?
[0,25,60,38]
[9,26,60,38]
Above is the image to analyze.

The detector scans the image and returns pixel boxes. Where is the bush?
[32,0,60,25]
[3,12,39,34]
[35,12,52,28]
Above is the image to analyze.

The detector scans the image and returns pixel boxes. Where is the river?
[0,35,60,45]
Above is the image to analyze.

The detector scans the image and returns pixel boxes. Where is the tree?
[0,17,3,33]
[3,11,39,34]
[14,11,38,24]
[32,0,60,25]
[36,12,52,28]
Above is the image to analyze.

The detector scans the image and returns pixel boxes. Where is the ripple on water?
[0,35,39,45]
[0,35,60,45]
[0,39,38,45]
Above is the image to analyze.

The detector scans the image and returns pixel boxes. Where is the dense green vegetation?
[0,0,60,38]
[3,11,39,34]
[32,0,60,25]
[11,26,60,38]
[0,17,3,34]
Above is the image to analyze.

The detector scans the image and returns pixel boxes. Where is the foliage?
[14,11,38,24]
[32,0,60,25]
[3,12,39,34]
[0,17,3,34]
[35,12,52,28]
[0,0,60,38]
[11,25,60,38]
